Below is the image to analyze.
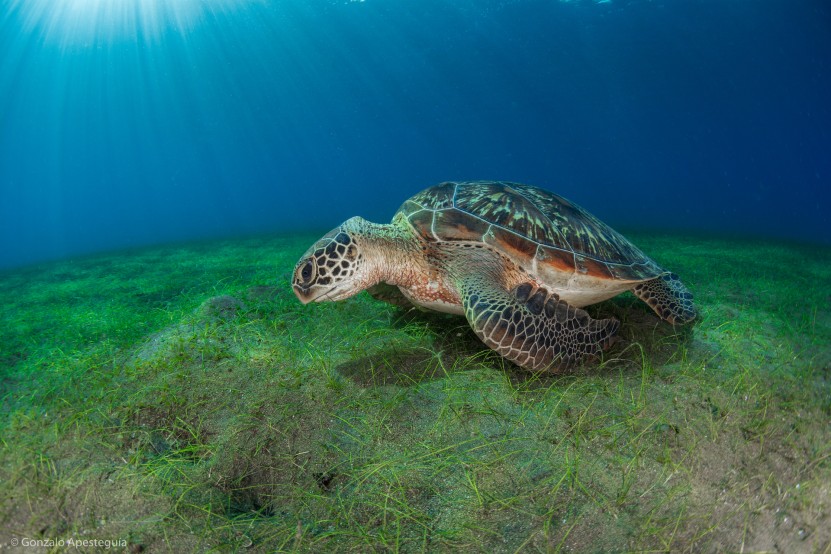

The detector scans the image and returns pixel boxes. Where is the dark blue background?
[1,0,829,270]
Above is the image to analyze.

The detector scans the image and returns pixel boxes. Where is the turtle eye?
[298,259,315,284]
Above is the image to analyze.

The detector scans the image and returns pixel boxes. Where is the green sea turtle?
[293,181,696,372]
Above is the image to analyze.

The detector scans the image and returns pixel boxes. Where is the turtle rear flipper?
[633,273,697,324]
[460,279,619,372]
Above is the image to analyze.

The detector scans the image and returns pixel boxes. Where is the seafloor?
[0,232,829,552]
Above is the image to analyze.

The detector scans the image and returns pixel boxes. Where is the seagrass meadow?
[0,232,829,553]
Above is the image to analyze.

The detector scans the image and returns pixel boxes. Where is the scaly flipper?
[458,276,619,372]
[632,272,697,324]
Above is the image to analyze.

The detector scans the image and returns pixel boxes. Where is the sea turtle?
[293,181,696,372]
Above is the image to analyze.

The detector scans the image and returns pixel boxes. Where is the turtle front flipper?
[459,279,619,372]
[633,273,697,325]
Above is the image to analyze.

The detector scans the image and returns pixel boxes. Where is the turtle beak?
[293,284,314,304]
[293,282,346,304]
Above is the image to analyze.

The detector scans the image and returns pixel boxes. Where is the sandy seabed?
[1,232,829,552]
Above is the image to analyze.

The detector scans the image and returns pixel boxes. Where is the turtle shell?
[396,181,661,281]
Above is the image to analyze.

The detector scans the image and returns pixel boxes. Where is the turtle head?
[292,217,373,304]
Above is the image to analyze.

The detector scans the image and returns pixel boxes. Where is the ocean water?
[3,3,831,549]
[1,0,829,271]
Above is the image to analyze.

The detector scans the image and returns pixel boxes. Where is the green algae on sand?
[0,233,829,552]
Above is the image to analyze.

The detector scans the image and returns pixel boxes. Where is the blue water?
[1,0,829,270]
